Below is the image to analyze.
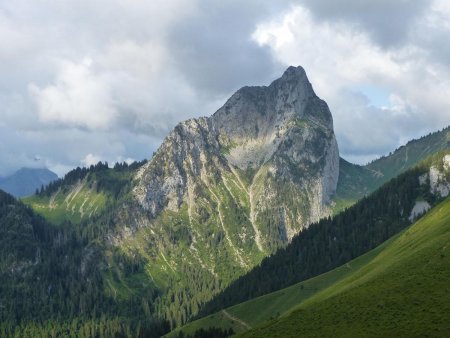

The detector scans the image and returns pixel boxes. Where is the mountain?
[133,65,338,252]
[170,151,450,337]
[0,167,57,198]
[334,126,450,210]
[103,66,340,326]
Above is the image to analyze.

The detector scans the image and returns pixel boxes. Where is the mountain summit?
[211,66,335,170]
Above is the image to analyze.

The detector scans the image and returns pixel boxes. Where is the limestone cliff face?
[423,154,450,198]
[128,66,339,265]
[134,117,220,217]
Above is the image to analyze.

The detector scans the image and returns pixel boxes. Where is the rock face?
[115,66,339,324]
[427,154,450,198]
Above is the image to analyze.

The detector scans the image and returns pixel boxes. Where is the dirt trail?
[222,309,252,330]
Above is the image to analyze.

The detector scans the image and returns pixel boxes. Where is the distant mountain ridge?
[0,167,57,197]
[334,126,450,210]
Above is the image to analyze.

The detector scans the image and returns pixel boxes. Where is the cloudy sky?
[1,0,449,176]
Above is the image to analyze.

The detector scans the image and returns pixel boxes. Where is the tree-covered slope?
[241,195,450,337]
[0,189,169,338]
[197,150,450,319]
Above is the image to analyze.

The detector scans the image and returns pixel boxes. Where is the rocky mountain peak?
[211,65,335,170]
[131,65,339,271]
[212,65,319,129]
[274,65,312,95]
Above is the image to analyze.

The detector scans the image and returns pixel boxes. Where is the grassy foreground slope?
[242,196,450,337]
[166,233,399,337]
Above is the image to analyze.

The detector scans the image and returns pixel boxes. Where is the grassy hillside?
[23,180,108,224]
[170,151,450,337]
[241,196,450,337]
[334,126,450,211]
[166,233,399,337]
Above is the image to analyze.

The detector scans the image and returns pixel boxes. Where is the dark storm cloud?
[300,0,432,47]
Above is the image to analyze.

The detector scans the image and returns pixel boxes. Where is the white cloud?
[81,153,103,167]
[29,59,117,130]
[115,157,136,166]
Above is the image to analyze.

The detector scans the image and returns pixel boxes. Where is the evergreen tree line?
[176,327,234,338]
[199,164,439,317]
[0,317,170,338]
[36,160,147,197]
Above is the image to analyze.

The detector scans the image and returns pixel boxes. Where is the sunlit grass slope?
[23,181,107,224]
[242,197,450,337]
[22,163,140,224]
